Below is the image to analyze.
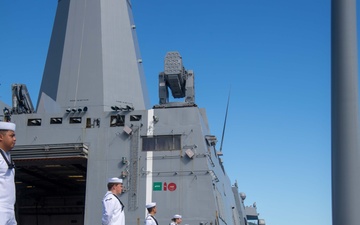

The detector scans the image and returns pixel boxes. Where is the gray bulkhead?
[12,106,247,225]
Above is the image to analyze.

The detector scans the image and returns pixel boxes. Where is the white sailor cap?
[173,214,182,219]
[0,122,16,131]
[146,202,156,208]
[107,177,123,184]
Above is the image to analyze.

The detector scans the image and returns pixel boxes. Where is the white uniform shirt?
[102,191,125,225]
[0,149,17,225]
[0,149,15,209]
[145,214,158,225]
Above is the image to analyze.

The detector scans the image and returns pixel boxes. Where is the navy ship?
[0,0,265,225]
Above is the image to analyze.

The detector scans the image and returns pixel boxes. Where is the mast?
[331,1,360,224]
[36,0,149,113]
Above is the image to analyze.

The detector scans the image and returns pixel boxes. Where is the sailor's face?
[0,130,16,151]
[115,183,123,195]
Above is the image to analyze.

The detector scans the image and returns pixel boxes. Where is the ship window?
[142,135,181,151]
[27,118,42,126]
[50,117,63,124]
[70,117,82,124]
[130,115,142,121]
[86,118,92,128]
[110,115,125,127]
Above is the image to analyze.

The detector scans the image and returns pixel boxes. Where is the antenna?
[219,87,231,152]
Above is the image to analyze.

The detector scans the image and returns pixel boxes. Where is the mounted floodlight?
[111,106,120,111]
[78,108,82,113]
[83,106,88,112]
[126,105,134,111]
[66,108,71,113]
[71,108,77,113]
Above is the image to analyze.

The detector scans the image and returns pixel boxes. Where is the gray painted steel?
[1,0,264,225]
[37,0,149,112]
[331,0,360,224]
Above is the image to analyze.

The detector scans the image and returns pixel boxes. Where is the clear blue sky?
[2,1,357,225]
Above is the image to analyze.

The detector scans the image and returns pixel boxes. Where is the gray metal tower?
[36,0,149,113]
[331,0,360,224]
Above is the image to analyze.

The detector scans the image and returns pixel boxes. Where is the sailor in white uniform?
[170,214,182,225]
[102,177,125,225]
[145,202,158,225]
[0,122,17,225]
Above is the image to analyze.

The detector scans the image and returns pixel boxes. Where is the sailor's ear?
[0,130,8,139]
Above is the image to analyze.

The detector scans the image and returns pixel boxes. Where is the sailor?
[145,202,158,225]
[102,177,125,225]
[0,121,17,225]
[170,214,182,225]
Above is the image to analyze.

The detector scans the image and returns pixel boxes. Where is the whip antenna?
[219,88,231,152]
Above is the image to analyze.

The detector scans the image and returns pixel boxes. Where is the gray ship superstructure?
[1,0,265,225]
